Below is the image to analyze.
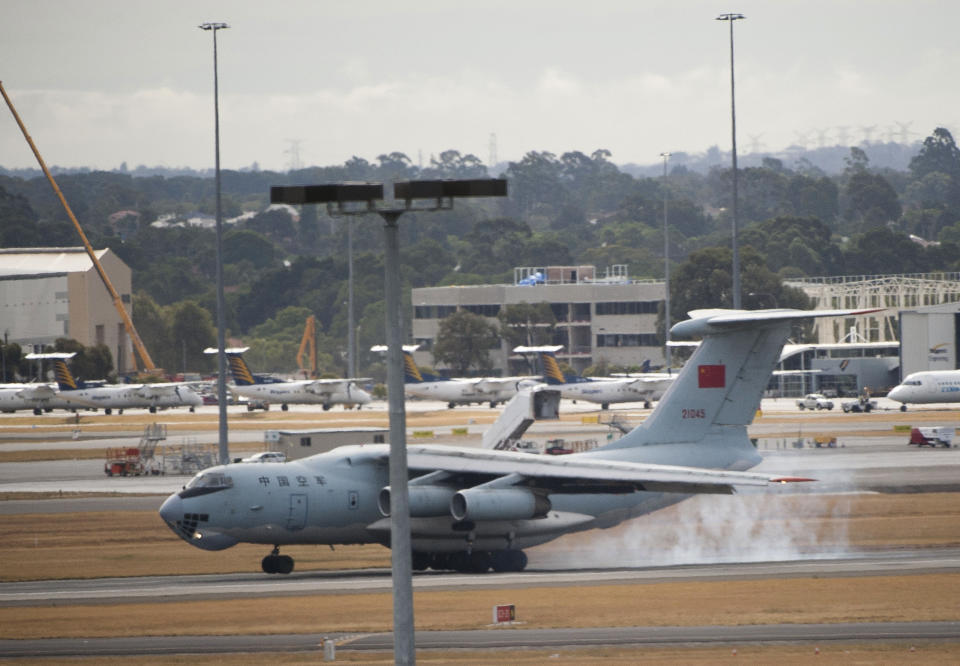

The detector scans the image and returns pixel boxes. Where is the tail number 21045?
[682,408,706,419]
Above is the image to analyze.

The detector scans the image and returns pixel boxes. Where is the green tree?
[169,301,217,373]
[131,292,173,369]
[498,302,557,349]
[669,246,810,325]
[431,310,499,375]
[52,338,115,381]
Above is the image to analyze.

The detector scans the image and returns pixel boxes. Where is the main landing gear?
[262,545,294,574]
[412,549,527,573]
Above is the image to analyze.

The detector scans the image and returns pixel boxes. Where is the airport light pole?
[717,12,744,310]
[271,178,507,665]
[199,21,230,464]
[660,151,672,370]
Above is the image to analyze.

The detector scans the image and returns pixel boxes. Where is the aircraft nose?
[887,386,904,402]
[159,493,182,527]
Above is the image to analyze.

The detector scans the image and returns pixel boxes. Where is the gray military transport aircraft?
[159,308,870,574]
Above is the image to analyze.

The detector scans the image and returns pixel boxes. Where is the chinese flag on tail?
[698,364,725,388]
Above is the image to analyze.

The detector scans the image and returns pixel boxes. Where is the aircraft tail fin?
[512,345,573,385]
[53,358,80,390]
[204,347,257,385]
[603,308,880,450]
[25,352,81,390]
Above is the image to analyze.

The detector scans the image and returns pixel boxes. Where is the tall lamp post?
[199,21,230,464]
[660,152,672,370]
[717,12,744,310]
[271,178,507,665]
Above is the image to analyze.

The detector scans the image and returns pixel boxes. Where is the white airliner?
[160,308,872,575]
[0,382,96,414]
[514,345,674,409]
[26,353,202,415]
[206,347,371,411]
[371,344,533,408]
[887,369,960,411]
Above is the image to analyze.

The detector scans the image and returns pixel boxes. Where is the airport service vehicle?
[241,452,287,463]
[908,426,954,448]
[842,396,878,413]
[888,369,960,411]
[207,347,371,411]
[796,393,834,410]
[160,308,872,575]
[516,345,674,410]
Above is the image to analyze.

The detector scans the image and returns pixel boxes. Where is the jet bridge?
[482,385,561,451]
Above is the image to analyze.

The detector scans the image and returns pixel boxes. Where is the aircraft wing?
[132,384,183,398]
[15,384,59,400]
[474,376,530,390]
[405,445,809,495]
[305,378,370,395]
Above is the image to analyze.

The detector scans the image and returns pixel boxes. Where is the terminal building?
[411,265,665,375]
[0,247,135,373]
[413,268,960,396]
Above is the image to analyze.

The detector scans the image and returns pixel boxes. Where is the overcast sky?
[1,0,957,172]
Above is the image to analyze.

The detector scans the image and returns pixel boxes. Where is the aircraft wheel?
[262,555,277,574]
[900,404,907,412]
[281,404,289,411]
[104,408,112,415]
[428,552,449,570]
[322,404,331,411]
[447,402,456,409]
[489,401,497,409]
[448,551,471,572]
[277,555,294,574]
[468,550,492,573]
[491,550,526,572]
[412,551,430,571]
[601,402,609,410]
[149,406,157,414]
[189,406,195,413]
[33,408,42,416]
[644,401,651,409]
[247,404,254,412]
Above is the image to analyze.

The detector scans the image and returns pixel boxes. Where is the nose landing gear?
[261,545,294,574]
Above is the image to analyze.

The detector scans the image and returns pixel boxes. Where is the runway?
[2,622,958,658]
[2,400,959,657]
[3,548,959,606]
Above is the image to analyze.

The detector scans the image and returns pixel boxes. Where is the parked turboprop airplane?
[160,308,870,575]
[206,347,371,411]
[887,369,960,410]
[0,382,97,414]
[371,344,533,408]
[514,345,674,409]
[27,353,202,415]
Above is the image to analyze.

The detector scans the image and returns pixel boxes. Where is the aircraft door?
[286,493,307,530]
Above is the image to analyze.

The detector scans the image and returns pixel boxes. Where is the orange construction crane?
[1,81,156,371]
[297,315,318,377]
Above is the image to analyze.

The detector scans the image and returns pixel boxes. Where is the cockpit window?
[179,471,233,498]
[904,380,922,386]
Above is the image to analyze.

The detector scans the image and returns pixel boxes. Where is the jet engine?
[450,488,551,521]
[378,485,457,517]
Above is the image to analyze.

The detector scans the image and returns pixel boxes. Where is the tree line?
[2,131,960,378]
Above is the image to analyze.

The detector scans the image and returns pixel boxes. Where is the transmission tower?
[284,139,302,172]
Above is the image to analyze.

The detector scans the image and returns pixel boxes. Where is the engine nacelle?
[450,488,551,522]
[378,485,457,518]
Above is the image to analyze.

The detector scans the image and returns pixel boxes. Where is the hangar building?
[0,247,134,373]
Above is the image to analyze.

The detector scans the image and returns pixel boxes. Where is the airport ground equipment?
[104,423,167,476]
[909,426,954,448]
[482,385,560,450]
